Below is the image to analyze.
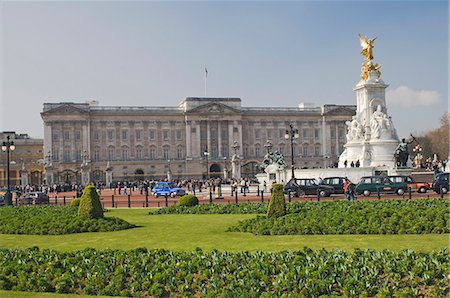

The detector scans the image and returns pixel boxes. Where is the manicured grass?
[0,209,447,252]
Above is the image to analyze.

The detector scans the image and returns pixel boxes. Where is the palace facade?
[41,98,355,184]
[0,131,44,187]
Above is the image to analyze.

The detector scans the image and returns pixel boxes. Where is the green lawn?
[0,208,447,252]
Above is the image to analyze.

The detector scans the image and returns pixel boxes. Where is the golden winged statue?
[358,33,377,62]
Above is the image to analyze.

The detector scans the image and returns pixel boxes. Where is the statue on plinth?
[358,34,381,80]
[394,135,414,167]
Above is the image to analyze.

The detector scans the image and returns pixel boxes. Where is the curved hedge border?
[0,206,135,235]
[149,202,268,215]
[229,199,449,235]
[0,247,447,297]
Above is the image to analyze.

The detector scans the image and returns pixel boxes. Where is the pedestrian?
[347,179,356,201]
[355,160,360,167]
[343,178,349,200]
[350,161,355,167]
[344,160,348,168]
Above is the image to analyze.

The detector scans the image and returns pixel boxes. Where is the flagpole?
[204,65,207,97]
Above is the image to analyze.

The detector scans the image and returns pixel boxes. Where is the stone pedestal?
[105,162,113,187]
[44,167,54,186]
[339,71,399,170]
[81,165,90,186]
[20,170,29,187]
[231,154,241,180]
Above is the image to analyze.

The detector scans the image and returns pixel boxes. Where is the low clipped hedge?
[149,202,268,215]
[177,194,199,207]
[0,206,135,235]
[0,247,447,297]
[229,198,450,235]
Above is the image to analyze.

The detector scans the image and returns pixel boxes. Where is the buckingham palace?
[41,98,355,184]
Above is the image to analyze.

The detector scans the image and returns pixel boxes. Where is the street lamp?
[2,135,16,206]
[412,144,423,168]
[264,140,273,154]
[204,148,210,180]
[284,124,299,179]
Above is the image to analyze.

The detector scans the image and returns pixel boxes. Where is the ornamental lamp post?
[2,135,16,206]
[284,124,299,179]
[204,148,210,180]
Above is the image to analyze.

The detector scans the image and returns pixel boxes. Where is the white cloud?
[386,85,441,107]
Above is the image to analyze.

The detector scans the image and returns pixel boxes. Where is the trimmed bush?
[78,185,103,219]
[70,198,81,207]
[177,194,199,207]
[267,183,286,218]
[0,206,135,235]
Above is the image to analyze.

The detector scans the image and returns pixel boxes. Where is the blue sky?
[0,1,448,139]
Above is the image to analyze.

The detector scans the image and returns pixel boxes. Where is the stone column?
[218,121,222,157]
[196,122,201,158]
[207,121,211,153]
[185,120,192,158]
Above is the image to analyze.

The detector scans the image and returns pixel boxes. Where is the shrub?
[70,198,81,207]
[0,206,135,235]
[177,194,199,207]
[78,185,104,219]
[267,183,286,218]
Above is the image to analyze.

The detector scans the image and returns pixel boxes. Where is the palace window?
[108,148,115,161]
[108,130,114,140]
[136,148,142,160]
[315,146,321,156]
[255,129,261,140]
[122,149,129,161]
[255,147,261,158]
[94,131,100,140]
[303,146,309,156]
[315,129,320,139]
[53,149,59,161]
[64,131,70,140]
[176,147,183,159]
[53,133,59,140]
[176,130,182,141]
[75,131,81,140]
[136,130,141,141]
[94,150,100,161]
[267,129,273,140]
[75,150,81,161]
[163,130,169,141]
[122,130,128,140]
[149,130,155,140]
[163,147,169,160]
[149,148,156,160]
[64,150,71,162]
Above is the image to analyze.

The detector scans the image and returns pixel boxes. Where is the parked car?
[284,178,335,197]
[319,177,346,194]
[388,175,430,193]
[354,176,407,197]
[20,192,50,205]
[431,172,449,194]
[151,182,186,198]
[0,195,5,206]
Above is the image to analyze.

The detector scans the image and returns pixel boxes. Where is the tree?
[78,184,104,219]
[416,113,449,161]
[267,183,286,218]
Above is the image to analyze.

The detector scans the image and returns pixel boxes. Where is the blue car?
[151,182,186,198]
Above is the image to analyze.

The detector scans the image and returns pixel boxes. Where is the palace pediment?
[186,102,240,115]
[42,103,90,116]
[322,106,356,116]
